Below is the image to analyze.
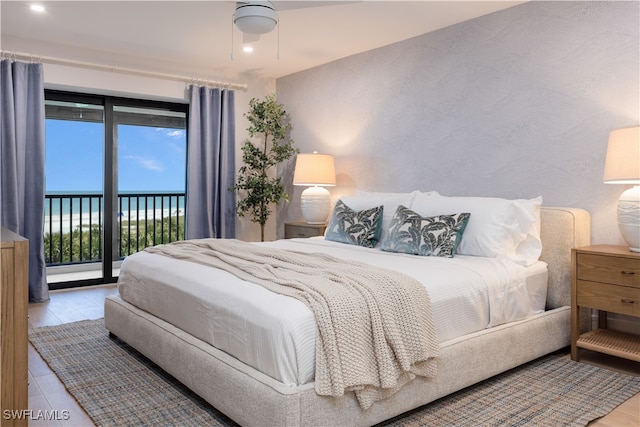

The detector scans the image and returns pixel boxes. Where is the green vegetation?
[44,216,184,265]
[232,93,297,241]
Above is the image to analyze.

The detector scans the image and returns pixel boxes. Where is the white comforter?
[117,237,547,387]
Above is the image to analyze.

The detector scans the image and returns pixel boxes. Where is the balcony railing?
[44,192,185,266]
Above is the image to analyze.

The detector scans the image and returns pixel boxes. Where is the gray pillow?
[381,205,470,257]
[325,200,383,248]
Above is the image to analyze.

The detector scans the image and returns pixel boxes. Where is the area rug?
[29,319,640,427]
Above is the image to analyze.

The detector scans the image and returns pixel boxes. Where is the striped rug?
[30,319,640,427]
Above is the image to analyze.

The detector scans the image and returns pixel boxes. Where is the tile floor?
[28,285,117,427]
[27,285,640,426]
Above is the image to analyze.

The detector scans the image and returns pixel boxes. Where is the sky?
[45,120,186,193]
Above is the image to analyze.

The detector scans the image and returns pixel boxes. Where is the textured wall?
[276,1,639,244]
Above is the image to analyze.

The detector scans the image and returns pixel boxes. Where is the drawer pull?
[620,299,635,304]
[621,271,635,275]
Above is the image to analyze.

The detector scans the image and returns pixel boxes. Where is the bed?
[104,192,590,426]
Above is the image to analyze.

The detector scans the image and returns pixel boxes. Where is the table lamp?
[293,152,336,224]
[603,126,640,252]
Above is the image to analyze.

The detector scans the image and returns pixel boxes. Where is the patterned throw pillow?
[325,200,383,248]
[381,205,470,257]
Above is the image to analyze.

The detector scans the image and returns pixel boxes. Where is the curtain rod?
[1,50,248,91]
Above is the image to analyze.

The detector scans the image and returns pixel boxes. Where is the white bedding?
[117,237,547,387]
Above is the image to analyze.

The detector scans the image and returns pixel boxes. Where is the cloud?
[167,130,184,138]
[156,128,185,139]
[124,155,164,172]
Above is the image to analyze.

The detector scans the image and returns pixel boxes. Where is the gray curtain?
[0,60,48,302]
[186,85,236,239]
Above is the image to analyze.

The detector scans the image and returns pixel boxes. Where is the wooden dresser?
[1,227,28,426]
[571,244,640,362]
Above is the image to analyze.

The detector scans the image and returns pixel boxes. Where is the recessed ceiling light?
[243,46,254,53]
[30,4,46,13]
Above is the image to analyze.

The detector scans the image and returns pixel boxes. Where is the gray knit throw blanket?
[145,239,440,409]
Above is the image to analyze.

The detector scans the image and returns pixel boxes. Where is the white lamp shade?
[603,126,640,252]
[293,152,336,224]
[293,153,336,186]
[603,126,640,184]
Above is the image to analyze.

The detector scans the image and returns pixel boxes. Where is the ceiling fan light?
[234,2,277,35]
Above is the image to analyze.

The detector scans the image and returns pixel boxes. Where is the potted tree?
[232,93,297,241]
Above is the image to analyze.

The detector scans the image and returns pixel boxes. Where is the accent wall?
[276,1,640,245]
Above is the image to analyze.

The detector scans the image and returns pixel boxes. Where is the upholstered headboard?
[539,207,591,309]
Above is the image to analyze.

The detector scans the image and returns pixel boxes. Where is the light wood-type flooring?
[28,285,640,426]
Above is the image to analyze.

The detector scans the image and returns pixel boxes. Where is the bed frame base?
[105,296,570,426]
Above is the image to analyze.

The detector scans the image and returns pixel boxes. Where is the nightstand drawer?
[285,225,318,238]
[284,222,326,239]
[576,253,640,287]
[577,280,640,317]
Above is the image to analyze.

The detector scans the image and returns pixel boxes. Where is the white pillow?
[340,191,422,245]
[410,193,542,265]
[511,196,543,266]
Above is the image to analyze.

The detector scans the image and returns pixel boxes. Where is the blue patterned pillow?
[381,205,470,257]
[325,200,383,248]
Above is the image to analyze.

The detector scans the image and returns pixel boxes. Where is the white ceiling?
[1,1,524,83]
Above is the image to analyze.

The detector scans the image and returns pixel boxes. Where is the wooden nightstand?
[284,222,326,239]
[571,244,640,362]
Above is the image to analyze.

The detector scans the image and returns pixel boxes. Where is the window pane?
[117,124,186,192]
[114,105,187,257]
[45,102,104,192]
[44,100,104,277]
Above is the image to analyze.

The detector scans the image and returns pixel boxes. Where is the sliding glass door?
[44,94,105,286]
[44,91,187,289]
[114,104,187,264]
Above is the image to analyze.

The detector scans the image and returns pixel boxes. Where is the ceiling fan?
[232,1,357,43]
[233,1,278,40]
